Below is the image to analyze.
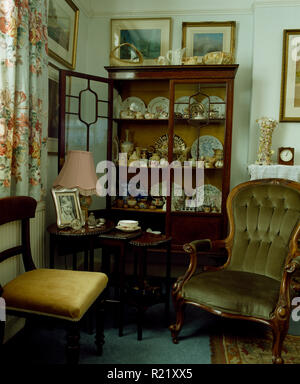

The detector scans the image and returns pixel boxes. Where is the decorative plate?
[174,96,197,115]
[121,97,146,114]
[113,91,122,118]
[201,95,226,118]
[171,183,185,211]
[191,135,223,159]
[154,134,186,158]
[193,184,222,210]
[148,97,169,116]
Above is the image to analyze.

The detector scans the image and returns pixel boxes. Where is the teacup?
[120,110,135,119]
[144,112,155,119]
[135,111,144,119]
[117,220,139,228]
[157,56,168,65]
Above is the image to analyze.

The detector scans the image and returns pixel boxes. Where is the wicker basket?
[110,43,143,66]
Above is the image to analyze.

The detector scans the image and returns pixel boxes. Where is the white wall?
[51,0,300,194]
[249,3,300,165]
[82,4,254,188]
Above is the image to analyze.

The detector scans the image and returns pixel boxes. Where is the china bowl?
[117,220,139,228]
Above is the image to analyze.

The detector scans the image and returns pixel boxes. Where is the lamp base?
[79,195,92,223]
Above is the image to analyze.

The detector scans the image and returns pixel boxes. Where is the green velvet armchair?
[169,179,300,364]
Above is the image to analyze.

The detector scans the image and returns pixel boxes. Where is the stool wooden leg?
[66,321,80,364]
[118,243,126,337]
[95,294,106,355]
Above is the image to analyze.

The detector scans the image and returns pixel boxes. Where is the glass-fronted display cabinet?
[105,65,238,252]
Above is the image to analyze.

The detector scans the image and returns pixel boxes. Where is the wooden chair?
[0,196,108,364]
[169,179,300,364]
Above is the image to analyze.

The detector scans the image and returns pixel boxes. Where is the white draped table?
[248,164,300,182]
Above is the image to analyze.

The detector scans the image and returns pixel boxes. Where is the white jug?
[166,48,185,65]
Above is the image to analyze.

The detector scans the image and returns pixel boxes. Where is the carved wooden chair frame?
[169,179,300,364]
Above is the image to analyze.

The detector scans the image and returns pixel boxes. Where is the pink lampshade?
[53,150,98,196]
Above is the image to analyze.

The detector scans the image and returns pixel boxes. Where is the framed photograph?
[280,29,300,122]
[51,188,84,228]
[48,0,79,70]
[111,18,172,65]
[182,21,236,61]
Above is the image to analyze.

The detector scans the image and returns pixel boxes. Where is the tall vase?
[256,117,278,165]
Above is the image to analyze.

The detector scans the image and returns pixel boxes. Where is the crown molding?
[254,0,300,7]
[88,7,253,19]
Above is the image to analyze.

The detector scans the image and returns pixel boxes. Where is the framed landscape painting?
[48,0,79,70]
[182,21,236,61]
[111,18,171,65]
[280,29,300,122]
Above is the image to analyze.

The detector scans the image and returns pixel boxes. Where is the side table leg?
[165,242,171,326]
[137,307,144,341]
[136,248,147,341]
[49,235,55,269]
[118,243,126,337]
[72,252,77,270]
[89,239,94,271]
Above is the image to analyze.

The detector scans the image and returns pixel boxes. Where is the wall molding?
[87,8,253,19]
[75,0,300,18]
[254,0,300,7]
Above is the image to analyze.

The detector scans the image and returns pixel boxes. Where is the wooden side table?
[95,229,142,336]
[127,233,172,341]
[47,221,115,270]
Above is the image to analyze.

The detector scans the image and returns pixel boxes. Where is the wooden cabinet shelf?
[106,65,238,249]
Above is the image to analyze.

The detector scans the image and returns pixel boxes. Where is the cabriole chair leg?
[169,300,186,344]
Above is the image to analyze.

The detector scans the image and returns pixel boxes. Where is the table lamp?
[53,150,98,223]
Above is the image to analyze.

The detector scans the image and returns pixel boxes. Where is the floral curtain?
[0,0,48,201]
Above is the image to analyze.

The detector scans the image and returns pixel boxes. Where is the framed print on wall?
[111,18,172,65]
[48,0,79,70]
[182,21,236,62]
[280,29,300,122]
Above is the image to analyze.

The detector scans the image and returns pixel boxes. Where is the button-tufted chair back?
[227,182,300,281]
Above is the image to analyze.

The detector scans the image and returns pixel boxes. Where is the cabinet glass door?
[171,81,227,214]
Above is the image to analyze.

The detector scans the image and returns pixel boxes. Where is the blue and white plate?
[191,135,223,159]
[193,184,222,210]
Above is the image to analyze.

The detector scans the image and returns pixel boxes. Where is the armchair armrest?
[183,239,212,254]
[286,254,300,274]
[172,239,212,295]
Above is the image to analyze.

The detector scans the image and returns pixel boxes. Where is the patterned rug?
[210,325,300,364]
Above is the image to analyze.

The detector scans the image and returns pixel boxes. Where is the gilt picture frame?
[182,21,236,62]
[280,29,300,122]
[111,18,172,65]
[48,0,79,70]
[51,188,83,229]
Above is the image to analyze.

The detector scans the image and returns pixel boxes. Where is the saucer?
[115,225,141,232]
